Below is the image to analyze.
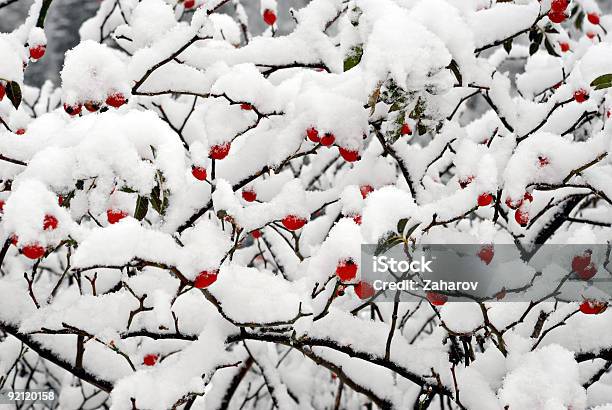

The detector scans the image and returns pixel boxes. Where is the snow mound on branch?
[0,35,25,84]
[471,2,540,50]
[61,40,130,105]
[498,344,586,410]
[115,0,177,49]
[209,265,310,325]
[359,0,453,91]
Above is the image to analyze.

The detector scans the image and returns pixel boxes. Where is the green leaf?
[343,45,363,72]
[397,218,408,235]
[591,74,612,90]
[503,39,513,54]
[134,196,149,221]
[544,38,560,57]
[5,81,21,109]
[374,234,404,256]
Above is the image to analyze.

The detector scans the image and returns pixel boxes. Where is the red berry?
[560,42,570,52]
[523,192,533,203]
[281,215,307,231]
[84,101,101,112]
[478,245,494,265]
[400,123,412,136]
[515,208,529,226]
[0,200,4,212]
[22,243,45,259]
[106,93,127,108]
[587,12,600,25]
[143,354,158,366]
[551,0,568,12]
[338,147,360,163]
[242,189,257,202]
[360,185,374,199]
[15,128,25,135]
[306,127,320,143]
[572,250,592,273]
[251,229,262,239]
[538,156,550,167]
[263,9,277,26]
[548,10,566,23]
[587,32,596,39]
[29,45,46,60]
[194,269,218,288]
[191,166,207,181]
[209,142,231,160]
[354,281,375,299]
[0,83,5,101]
[426,292,447,306]
[184,0,195,8]
[240,103,252,110]
[336,258,358,281]
[577,263,597,280]
[579,299,607,315]
[63,103,82,116]
[459,175,474,189]
[320,133,335,146]
[478,193,493,207]
[58,195,65,206]
[107,209,128,224]
[352,213,362,225]
[43,214,58,231]
[574,89,589,103]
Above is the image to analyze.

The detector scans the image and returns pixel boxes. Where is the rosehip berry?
[242,189,257,202]
[587,12,600,25]
[351,213,362,225]
[338,147,360,163]
[360,185,374,199]
[478,193,493,207]
[551,0,568,12]
[560,42,570,52]
[426,292,447,306]
[84,101,101,112]
[515,208,529,226]
[0,83,5,101]
[64,103,82,116]
[574,89,589,103]
[354,281,375,299]
[281,215,307,231]
[184,0,195,9]
[320,133,335,146]
[43,214,58,231]
[29,45,46,60]
[586,32,596,39]
[107,209,128,224]
[209,142,231,160]
[10,234,18,246]
[577,263,597,280]
[336,258,358,281]
[21,243,45,259]
[459,175,474,189]
[0,200,4,212]
[106,93,127,108]
[251,229,262,239]
[15,128,25,135]
[478,245,494,265]
[191,166,207,181]
[400,123,412,136]
[143,354,159,366]
[194,269,219,288]
[58,195,65,206]
[579,299,607,315]
[548,10,566,23]
[240,103,252,110]
[263,9,277,26]
[572,250,592,273]
[538,156,550,167]
[306,127,320,143]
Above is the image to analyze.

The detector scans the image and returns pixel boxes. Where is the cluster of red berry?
[64,93,127,116]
